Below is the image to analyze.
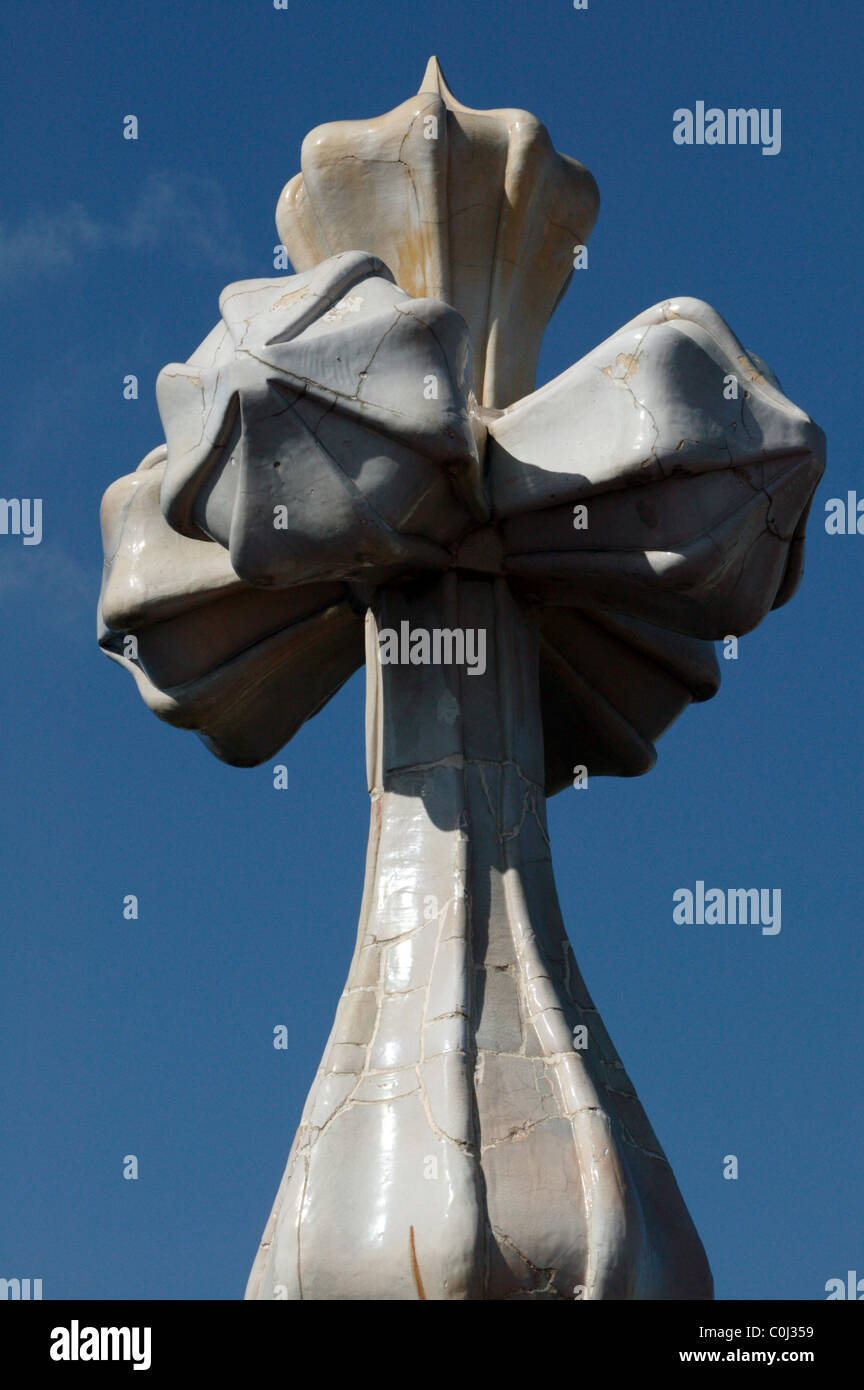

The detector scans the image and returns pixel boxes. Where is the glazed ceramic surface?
[98,59,825,1299]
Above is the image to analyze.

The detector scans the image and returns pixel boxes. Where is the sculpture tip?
[418,55,456,102]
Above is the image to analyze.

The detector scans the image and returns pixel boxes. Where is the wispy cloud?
[0,172,243,285]
[0,544,96,633]
[0,542,95,603]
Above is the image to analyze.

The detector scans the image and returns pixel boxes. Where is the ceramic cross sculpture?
[98,59,825,1300]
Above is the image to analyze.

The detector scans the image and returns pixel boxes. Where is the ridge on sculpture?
[98,59,825,1299]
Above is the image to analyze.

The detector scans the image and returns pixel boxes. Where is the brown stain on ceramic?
[409,1226,426,1300]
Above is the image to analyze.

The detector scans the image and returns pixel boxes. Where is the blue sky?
[0,0,860,1300]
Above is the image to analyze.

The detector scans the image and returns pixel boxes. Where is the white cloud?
[0,172,243,285]
[0,544,95,634]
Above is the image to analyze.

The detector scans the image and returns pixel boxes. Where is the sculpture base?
[246,572,712,1300]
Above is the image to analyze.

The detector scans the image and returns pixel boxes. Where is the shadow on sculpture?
[97,58,825,1299]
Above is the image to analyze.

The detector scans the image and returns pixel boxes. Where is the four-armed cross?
[98,59,824,1300]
